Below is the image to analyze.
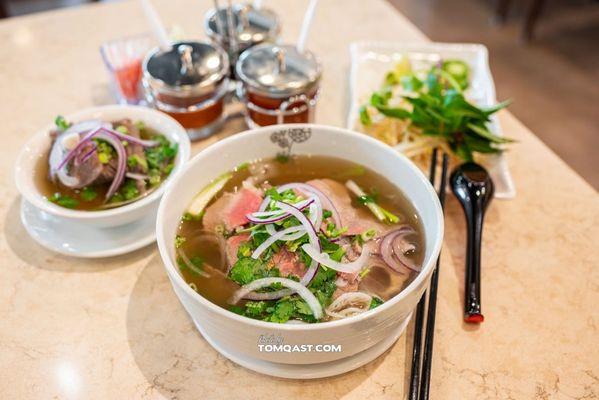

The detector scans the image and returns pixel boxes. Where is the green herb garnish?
[54,115,70,131]
[237,241,253,258]
[236,162,250,171]
[175,235,186,248]
[359,105,372,126]
[95,140,115,164]
[80,187,97,201]
[228,257,280,286]
[121,179,140,200]
[49,193,79,208]
[369,296,384,309]
[127,154,148,171]
[363,62,512,161]
[182,211,204,222]
[177,255,204,275]
[275,153,290,163]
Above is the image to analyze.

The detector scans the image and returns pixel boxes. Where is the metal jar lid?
[143,41,229,98]
[236,44,322,99]
[205,4,280,53]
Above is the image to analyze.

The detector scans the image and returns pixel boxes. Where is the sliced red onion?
[251,198,313,218]
[50,120,109,179]
[275,201,321,285]
[257,195,271,212]
[55,124,158,179]
[64,120,110,136]
[263,195,321,239]
[78,143,98,165]
[276,201,319,250]
[243,289,294,301]
[251,210,286,218]
[50,129,102,188]
[230,277,323,319]
[269,225,311,242]
[99,127,160,147]
[55,127,103,171]
[55,166,84,188]
[49,134,70,181]
[307,195,323,228]
[246,200,321,301]
[392,235,416,259]
[247,198,314,224]
[301,243,369,274]
[95,131,127,201]
[265,222,286,237]
[251,225,305,259]
[379,226,420,273]
[126,172,149,180]
[277,183,341,228]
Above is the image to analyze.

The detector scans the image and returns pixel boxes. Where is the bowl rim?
[14,105,191,220]
[156,123,444,330]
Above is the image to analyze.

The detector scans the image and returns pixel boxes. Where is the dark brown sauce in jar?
[143,41,230,139]
[236,44,322,127]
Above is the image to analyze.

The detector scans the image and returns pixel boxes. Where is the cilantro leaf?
[49,193,78,209]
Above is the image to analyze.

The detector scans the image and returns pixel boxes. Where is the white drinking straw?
[213,0,226,37]
[296,0,319,53]
[140,0,171,50]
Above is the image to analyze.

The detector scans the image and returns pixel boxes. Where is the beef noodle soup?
[176,155,424,323]
[36,116,178,211]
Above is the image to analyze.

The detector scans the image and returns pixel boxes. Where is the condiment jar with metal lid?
[142,41,230,140]
[205,3,280,66]
[236,43,321,127]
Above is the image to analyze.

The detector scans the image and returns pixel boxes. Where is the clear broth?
[177,155,425,318]
[35,125,172,211]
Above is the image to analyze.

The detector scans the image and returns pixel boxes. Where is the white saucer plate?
[20,199,156,258]
[347,41,516,199]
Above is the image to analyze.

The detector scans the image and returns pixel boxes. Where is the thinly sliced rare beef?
[203,187,263,232]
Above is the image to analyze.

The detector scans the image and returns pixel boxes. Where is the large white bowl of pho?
[15,105,190,228]
[156,124,443,367]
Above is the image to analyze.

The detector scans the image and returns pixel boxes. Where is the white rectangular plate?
[347,41,516,199]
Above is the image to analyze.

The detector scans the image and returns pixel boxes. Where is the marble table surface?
[0,0,597,399]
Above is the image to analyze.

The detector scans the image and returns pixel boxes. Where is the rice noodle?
[301,243,370,274]
[325,292,373,319]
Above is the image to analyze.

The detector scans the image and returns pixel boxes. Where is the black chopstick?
[408,149,448,400]
[408,148,438,400]
[419,153,448,400]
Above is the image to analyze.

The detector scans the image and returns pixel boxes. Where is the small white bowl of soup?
[156,124,443,374]
[15,105,190,228]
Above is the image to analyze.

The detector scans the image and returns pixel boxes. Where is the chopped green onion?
[346,180,399,224]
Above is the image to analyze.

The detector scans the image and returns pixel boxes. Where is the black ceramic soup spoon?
[450,162,494,324]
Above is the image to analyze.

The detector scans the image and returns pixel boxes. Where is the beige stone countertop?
[0,0,597,398]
